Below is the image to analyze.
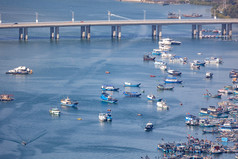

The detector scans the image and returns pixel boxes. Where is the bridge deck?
[0,19,238,29]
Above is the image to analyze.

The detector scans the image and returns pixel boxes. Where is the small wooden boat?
[150,75,156,77]
[202,128,219,134]
[157,84,174,90]
[206,72,213,78]
[124,82,141,87]
[193,60,205,66]
[123,91,141,97]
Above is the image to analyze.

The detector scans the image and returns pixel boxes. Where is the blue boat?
[60,97,78,107]
[164,77,182,84]
[101,85,119,91]
[106,109,112,121]
[193,60,205,66]
[123,91,141,97]
[124,82,141,87]
[100,93,118,103]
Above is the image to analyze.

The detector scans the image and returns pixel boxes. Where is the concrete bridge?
[0,19,238,40]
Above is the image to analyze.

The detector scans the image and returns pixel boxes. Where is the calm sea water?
[0,0,238,159]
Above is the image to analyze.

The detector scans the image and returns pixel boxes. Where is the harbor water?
[0,0,238,158]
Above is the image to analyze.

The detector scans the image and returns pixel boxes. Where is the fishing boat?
[101,85,119,91]
[123,91,141,97]
[193,60,205,66]
[0,94,14,101]
[152,49,162,55]
[143,54,156,61]
[209,144,223,154]
[167,69,182,76]
[160,64,167,71]
[157,100,169,109]
[98,113,107,121]
[100,93,118,103]
[157,84,174,90]
[164,77,182,84]
[199,108,209,116]
[167,12,179,19]
[124,82,141,87]
[49,107,61,116]
[144,122,153,131]
[154,60,166,65]
[206,72,213,78]
[147,94,162,101]
[232,78,238,84]
[161,52,175,58]
[205,57,222,64]
[60,97,78,107]
[6,66,33,75]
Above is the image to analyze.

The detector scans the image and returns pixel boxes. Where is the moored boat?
[143,54,156,61]
[157,84,174,90]
[60,97,78,107]
[123,91,141,97]
[157,100,169,109]
[164,77,182,84]
[99,113,107,121]
[182,13,202,18]
[205,57,222,64]
[193,60,205,66]
[190,63,200,69]
[144,122,153,131]
[206,72,213,78]
[101,93,118,103]
[0,94,14,101]
[49,107,61,116]
[101,85,119,91]
[167,69,182,76]
[6,66,33,75]
[106,109,112,121]
[124,82,141,87]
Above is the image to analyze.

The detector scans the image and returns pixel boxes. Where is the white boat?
[144,122,153,131]
[99,113,107,121]
[49,108,61,116]
[159,38,172,45]
[154,60,166,65]
[205,57,222,64]
[157,100,169,109]
[206,72,213,78]
[159,44,172,51]
[61,97,78,107]
[161,52,175,58]
[6,66,33,75]
[159,64,167,70]
[190,63,200,69]
[167,69,182,76]
[147,94,156,100]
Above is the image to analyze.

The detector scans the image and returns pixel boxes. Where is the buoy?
[180,102,183,106]
[105,71,110,74]
[77,118,82,120]
[137,113,142,116]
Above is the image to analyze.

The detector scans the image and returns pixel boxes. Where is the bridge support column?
[227,23,232,37]
[157,25,162,37]
[111,26,117,38]
[24,28,28,40]
[81,26,86,38]
[152,25,156,37]
[117,26,121,39]
[50,27,54,39]
[197,25,202,39]
[221,24,226,36]
[192,24,197,38]
[86,26,91,39]
[19,28,23,40]
[55,27,59,39]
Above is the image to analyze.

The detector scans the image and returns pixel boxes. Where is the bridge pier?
[221,24,227,36]
[50,27,54,39]
[111,26,117,38]
[197,25,202,39]
[192,25,197,38]
[117,26,121,39]
[227,23,232,37]
[19,28,23,40]
[152,25,156,37]
[86,25,90,39]
[157,25,162,37]
[24,28,28,40]
[55,27,59,39]
[81,26,86,38]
